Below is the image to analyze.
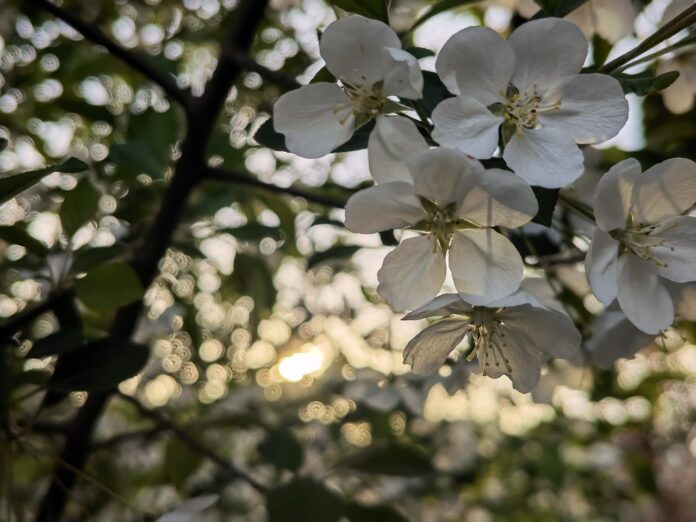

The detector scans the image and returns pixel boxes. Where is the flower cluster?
[271,13,696,392]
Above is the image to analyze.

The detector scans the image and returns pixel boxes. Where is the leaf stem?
[614,33,696,72]
[559,194,596,222]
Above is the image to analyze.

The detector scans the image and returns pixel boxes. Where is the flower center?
[490,84,561,134]
[334,77,386,127]
[414,197,478,252]
[613,214,678,268]
[465,308,512,374]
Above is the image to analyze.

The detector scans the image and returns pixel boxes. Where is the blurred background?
[1,0,695,520]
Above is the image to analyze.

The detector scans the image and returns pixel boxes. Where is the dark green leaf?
[254,118,375,154]
[533,0,588,17]
[0,225,49,256]
[258,428,304,472]
[420,71,453,117]
[329,0,389,23]
[59,178,101,237]
[0,138,7,152]
[28,329,83,358]
[341,443,433,476]
[75,262,144,310]
[224,223,283,242]
[307,245,361,269]
[345,503,408,522]
[309,66,336,84]
[410,0,479,31]
[613,70,680,96]
[164,437,203,491]
[531,187,559,227]
[225,254,277,331]
[267,478,343,522]
[310,216,345,228]
[71,243,128,274]
[405,46,435,59]
[0,158,88,205]
[49,337,149,392]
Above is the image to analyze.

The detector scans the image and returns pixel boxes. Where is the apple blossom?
[345,147,537,310]
[401,291,582,393]
[431,18,628,188]
[273,15,423,158]
[586,157,696,334]
[565,0,635,43]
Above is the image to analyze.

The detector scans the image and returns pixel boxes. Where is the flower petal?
[432,97,503,159]
[651,216,696,283]
[630,158,696,224]
[344,182,425,234]
[368,117,429,184]
[457,168,537,227]
[403,293,473,320]
[435,25,514,104]
[509,18,588,95]
[617,255,674,334]
[589,310,655,369]
[382,48,423,99]
[565,0,635,43]
[273,83,354,158]
[593,158,642,231]
[479,327,542,393]
[320,15,401,87]
[403,318,468,375]
[540,73,628,144]
[503,127,585,188]
[377,235,446,311]
[585,228,620,304]
[449,229,524,305]
[408,148,483,207]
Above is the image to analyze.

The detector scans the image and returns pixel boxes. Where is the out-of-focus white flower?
[587,306,656,369]
[657,0,696,114]
[565,0,635,43]
[345,147,537,310]
[586,157,696,334]
[401,291,582,393]
[273,15,423,158]
[431,18,628,188]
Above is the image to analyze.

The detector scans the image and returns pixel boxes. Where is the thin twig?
[614,34,696,72]
[117,393,268,493]
[27,0,190,107]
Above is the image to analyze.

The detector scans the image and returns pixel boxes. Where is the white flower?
[431,18,628,188]
[273,15,423,158]
[565,0,635,43]
[658,0,696,114]
[345,147,538,310]
[401,291,582,393]
[587,306,655,369]
[586,157,696,334]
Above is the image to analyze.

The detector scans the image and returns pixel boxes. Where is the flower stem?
[600,4,696,73]
[615,33,696,72]
[559,194,596,222]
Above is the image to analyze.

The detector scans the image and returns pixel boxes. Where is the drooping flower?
[586,157,696,334]
[401,291,582,393]
[431,18,628,188]
[565,0,635,43]
[273,15,423,158]
[345,147,538,311]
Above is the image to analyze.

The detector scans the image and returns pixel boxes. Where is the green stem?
[559,194,596,222]
[615,33,696,72]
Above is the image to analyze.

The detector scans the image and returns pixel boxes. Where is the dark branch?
[205,166,347,208]
[227,48,301,91]
[26,0,191,107]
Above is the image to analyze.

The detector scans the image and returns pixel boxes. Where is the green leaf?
[531,187,559,227]
[254,118,375,154]
[409,0,479,31]
[164,437,203,491]
[329,0,389,23]
[613,70,680,96]
[310,216,345,228]
[59,178,101,238]
[309,66,336,84]
[267,478,343,522]
[28,328,83,358]
[307,245,361,269]
[533,0,588,17]
[75,262,144,310]
[421,71,453,117]
[71,243,128,274]
[258,428,304,472]
[0,158,88,205]
[49,337,149,392]
[341,442,434,476]
[0,137,7,152]
[225,254,277,331]
[0,225,49,256]
[224,223,283,242]
[345,503,408,522]
[404,46,435,59]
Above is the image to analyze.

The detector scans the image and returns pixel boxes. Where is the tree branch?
[205,166,347,208]
[26,0,191,107]
[226,48,301,91]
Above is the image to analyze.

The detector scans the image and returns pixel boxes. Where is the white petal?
[503,127,585,188]
[408,148,483,207]
[273,83,354,158]
[344,182,425,234]
[617,255,674,334]
[377,235,446,311]
[593,158,642,231]
[449,229,523,305]
[659,61,695,114]
[479,327,542,393]
[631,158,696,224]
[382,48,423,99]
[540,74,628,144]
[483,288,546,309]
[589,310,655,369]
[651,216,696,283]
[509,18,588,95]
[403,293,472,320]
[500,305,582,360]
[368,117,429,184]
[432,97,503,158]
[457,168,537,227]
[585,228,620,304]
[403,318,468,375]
[320,15,401,87]
[565,0,635,43]
[435,25,514,103]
